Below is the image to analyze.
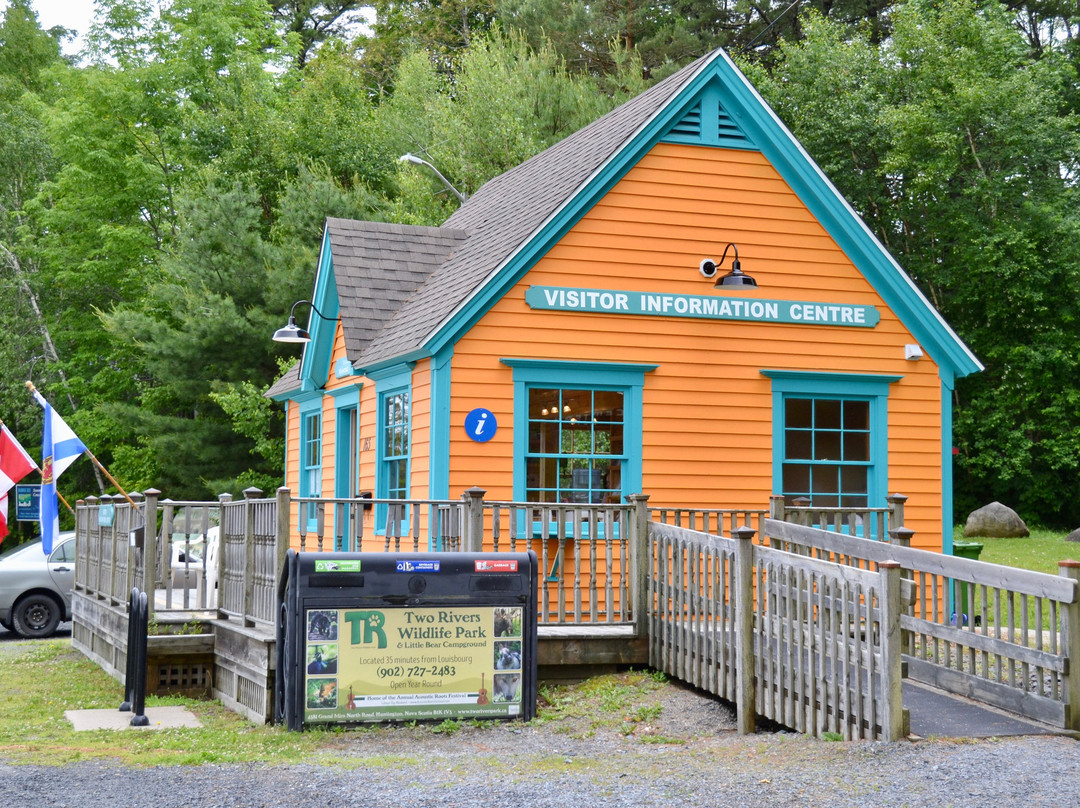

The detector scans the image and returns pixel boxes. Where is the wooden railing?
[769,494,911,544]
[762,518,1080,731]
[649,521,907,740]
[288,488,644,627]
[649,506,768,537]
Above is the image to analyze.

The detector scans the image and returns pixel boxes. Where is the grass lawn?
[953,526,1080,574]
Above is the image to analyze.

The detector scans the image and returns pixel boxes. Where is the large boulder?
[963,502,1029,538]
[1065,528,1080,543]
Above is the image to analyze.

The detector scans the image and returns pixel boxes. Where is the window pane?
[529,388,559,418]
[782,463,810,495]
[843,431,869,462]
[841,465,868,495]
[786,398,812,428]
[785,429,812,459]
[815,399,841,430]
[529,420,558,453]
[814,464,840,494]
[843,401,869,430]
[815,430,842,461]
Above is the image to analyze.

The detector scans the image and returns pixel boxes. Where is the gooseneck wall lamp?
[399,153,468,204]
[272,300,333,344]
[699,243,757,287]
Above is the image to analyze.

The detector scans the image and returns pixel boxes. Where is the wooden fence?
[762,518,1080,731]
[649,521,907,740]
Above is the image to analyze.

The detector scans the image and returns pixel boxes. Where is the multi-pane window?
[381,390,409,500]
[781,397,870,507]
[525,388,625,504]
[301,410,321,525]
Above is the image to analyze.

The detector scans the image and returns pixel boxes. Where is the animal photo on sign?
[494,640,522,671]
[307,644,338,675]
[307,610,338,641]
[307,677,337,710]
[492,606,521,637]
[492,672,521,703]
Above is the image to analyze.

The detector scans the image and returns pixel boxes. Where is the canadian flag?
[0,424,36,542]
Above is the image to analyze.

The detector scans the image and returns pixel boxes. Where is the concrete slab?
[65,706,203,732]
[904,680,1057,739]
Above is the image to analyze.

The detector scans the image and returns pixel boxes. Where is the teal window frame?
[372,365,413,534]
[502,359,656,537]
[331,386,361,546]
[763,370,900,536]
[297,395,324,532]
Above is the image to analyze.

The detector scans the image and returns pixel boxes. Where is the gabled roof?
[354,52,715,370]
[273,46,980,395]
[328,218,468,359]
[265,219,467,399]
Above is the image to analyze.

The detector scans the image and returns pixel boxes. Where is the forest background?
[0,0,1078,539]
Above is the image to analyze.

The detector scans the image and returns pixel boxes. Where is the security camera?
[699,258,718,278]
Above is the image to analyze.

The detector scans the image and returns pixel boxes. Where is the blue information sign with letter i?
[464,408,497,443]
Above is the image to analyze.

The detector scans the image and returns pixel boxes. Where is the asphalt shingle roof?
[268,52,714,395]
[353,52,714,368]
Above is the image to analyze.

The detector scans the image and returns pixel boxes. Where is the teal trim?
[760,370,902,396]
[297,396,324,531]
[504,358,655,504]
[764,370,898,513]
[282,399,290,488]
[374,365,413,533]
[299,230,341,393]
[290,389,324,405]
[661,80,757,151]
[420,50,979,387]
[327,385,361,403]
[367,361,417,383]
[358,350,428,378]
[713,51,981,380]
[429,346,453,500]
[941,379,954,554]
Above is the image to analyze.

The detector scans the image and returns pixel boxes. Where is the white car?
[0,532,76,638]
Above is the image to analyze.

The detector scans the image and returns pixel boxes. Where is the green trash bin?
[952,540,984,626]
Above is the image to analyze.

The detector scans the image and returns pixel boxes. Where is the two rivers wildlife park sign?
[278,551,538,730]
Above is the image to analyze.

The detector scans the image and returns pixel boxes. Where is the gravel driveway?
[2,678,1078,808]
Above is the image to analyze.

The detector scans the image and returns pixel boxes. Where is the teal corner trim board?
[429,347,453,501]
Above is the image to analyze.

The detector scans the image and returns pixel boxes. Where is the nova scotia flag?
[32,391,86,554]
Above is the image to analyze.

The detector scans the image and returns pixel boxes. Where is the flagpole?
[0,417,75,516]
[23,382,137,509]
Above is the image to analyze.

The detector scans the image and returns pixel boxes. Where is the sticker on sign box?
[475,559,518,572]
[396,560,441,573]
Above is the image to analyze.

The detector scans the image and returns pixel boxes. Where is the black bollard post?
[130,590,150,727]
[119,587,139,712]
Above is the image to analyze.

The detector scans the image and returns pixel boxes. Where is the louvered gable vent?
[661,84,756,151]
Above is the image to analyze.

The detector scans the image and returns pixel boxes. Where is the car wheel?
[12,593,62,639]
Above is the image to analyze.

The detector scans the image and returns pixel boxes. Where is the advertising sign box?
[277,551,538,730]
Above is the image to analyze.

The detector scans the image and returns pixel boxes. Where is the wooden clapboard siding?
[448,142,947,550]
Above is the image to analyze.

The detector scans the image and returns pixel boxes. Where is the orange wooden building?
[267,49,981,553]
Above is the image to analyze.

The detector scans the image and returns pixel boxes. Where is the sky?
[2,0,99,57]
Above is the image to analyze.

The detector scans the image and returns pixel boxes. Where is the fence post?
[216,493,232,615]
[276,487,292,597]
[732,525,757,735]
[886,493,907,531]
[463,487,487,553]
[1060,560,1080,731]
[769,495,786,522]
[879,560,906,741]
[628,494,651,638]
[142,489,160,621]
[243,487,262,627]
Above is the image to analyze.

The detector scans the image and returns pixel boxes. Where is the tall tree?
[751,1,1080,526]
